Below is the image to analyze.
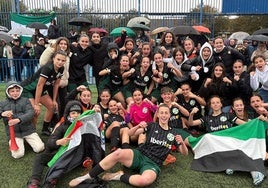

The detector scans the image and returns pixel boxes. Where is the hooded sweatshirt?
[102,42,120,69]
[181,42,215,92]
[0,81,35,139]
[46,100,83,152]
[200,42,213,67]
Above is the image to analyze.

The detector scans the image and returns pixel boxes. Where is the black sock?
[42,121,50,131]
[121,143,130,149]
[120,174,131,184]
[89,163,105,178]
[110,127,120,147]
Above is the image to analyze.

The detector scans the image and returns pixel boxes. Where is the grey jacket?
[0,81,35,139]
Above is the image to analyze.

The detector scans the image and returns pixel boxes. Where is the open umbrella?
[252,28,268,36]
[88,27,108,34]
[127,16,150,27]
[229,31,250,41]
[0,26,9,32]
[128,23,150,31]
[26,22,48,29]
[8,27,34,35]
[110,27,136,37]
[192,25,211,34]
[246,34,268,42]
[68,17,92,26]
[151,27,169,35]
[0,31,13,43]
[170,26,200,35]
[176,34,208,46]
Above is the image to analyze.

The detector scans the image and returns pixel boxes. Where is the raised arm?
[188,92,206,106]
[171,101,190,117]
[187,107,202,127]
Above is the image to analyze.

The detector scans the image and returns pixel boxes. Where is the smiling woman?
[20,51,67,135]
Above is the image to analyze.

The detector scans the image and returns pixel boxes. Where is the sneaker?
[69,174,91,187]
[27,179,40,188]
[41,127,51,136]
[102,170,124,181]
[251,171,265,186]
[163,154,176,165]
[225,169,234,175]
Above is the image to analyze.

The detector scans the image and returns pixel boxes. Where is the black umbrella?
[252,28,268,36]
[176,34,208,46]
[26,22,48,29]
[170,26,200,35]
[246,34,268,42]
[68,17,92,26]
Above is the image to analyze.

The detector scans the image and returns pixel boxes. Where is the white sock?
[78,174,91,181]
[113,174,122,181]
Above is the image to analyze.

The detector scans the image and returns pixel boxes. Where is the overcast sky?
[23,0,223,15]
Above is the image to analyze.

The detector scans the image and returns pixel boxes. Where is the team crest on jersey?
[45,81,52,85]
[220,116,227,122]
[142,107,148,113]
[163,73,168,78]
[56,73,61,79]
[190,99,196,106]
[144,76,149,82]
[167,133,175,141]
[172,107,179,115]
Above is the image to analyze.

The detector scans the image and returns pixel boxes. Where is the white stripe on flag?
[11,21,50,36]
[193,134,266,160]
[67,112,102,150]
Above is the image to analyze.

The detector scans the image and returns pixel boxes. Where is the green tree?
[188,4,219,37]
[229,15,268,34]
[214,15,231,36]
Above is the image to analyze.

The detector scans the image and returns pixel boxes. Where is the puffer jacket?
[0,81,35,139]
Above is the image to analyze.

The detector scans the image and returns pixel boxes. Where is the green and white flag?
[188,118,268,175]
[10,13,55,43]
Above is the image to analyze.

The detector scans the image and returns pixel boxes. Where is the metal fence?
[0,58,39,82]
[0,0,222,37]
[0,58,95,84]
[1,0,268,37]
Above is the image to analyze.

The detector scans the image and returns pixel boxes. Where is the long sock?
[121,143,130,149]
[120,174,131,184]
[42,121,50,131]
[89,163,105,178]
[110,127,120,147]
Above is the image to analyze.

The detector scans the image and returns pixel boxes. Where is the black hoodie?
[46,100,83,152]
